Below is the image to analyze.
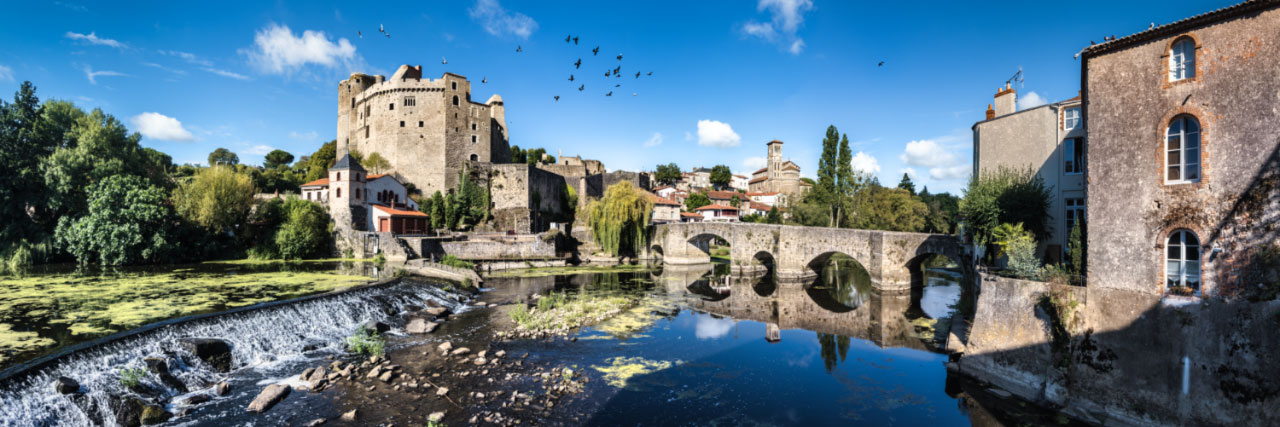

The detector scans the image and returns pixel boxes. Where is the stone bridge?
[652,222,971,292]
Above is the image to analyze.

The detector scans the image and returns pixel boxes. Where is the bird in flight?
[442,57,448,65]
[604,70,610,77]
[357,31,362,38]
[616,54,623,61]
[578,84,584,91]
[568,74,575,82]
[574,59,581,69]
[613,66,621,75]
[385,32,391,38]
[482,76,488,83]
[647,71,653,76]
[554,95,560,102]
[379,24,384,33]
[573,36,579,45]
[516,45,522,52]
[592,46,599,56]
[615,83,620,87]
[606,91,613,97]
[635,71,641,78]
[565,35,572,43]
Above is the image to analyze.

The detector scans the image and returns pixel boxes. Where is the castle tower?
[329,153,368,231]
[766,140,784,182]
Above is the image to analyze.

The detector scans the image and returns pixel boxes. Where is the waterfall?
[0,278,470,426]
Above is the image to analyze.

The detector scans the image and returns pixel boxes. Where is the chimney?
[993,82,1016,117]
[985,104,995,120]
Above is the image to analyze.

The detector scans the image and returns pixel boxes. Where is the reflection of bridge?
[652,222,972,292]
[653,265,932,350]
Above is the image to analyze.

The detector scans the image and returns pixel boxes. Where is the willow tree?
[588,181,653,257]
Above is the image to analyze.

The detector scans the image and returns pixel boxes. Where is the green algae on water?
[591,356,681,389]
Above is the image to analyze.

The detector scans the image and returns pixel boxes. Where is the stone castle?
[337,65,508,196]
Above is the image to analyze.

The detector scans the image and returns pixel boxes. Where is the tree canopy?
[654,163,681,186]
[363,152,391,174]
[55,175,182,265]
[173,166,257,233]
[709,165,732,189]
[264,149,294,169]
[587,181,653,257]
[208,147,239,166]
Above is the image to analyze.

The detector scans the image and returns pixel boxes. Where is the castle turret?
[329,153,368,231]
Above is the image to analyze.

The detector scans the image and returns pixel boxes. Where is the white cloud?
[643,132,664,148]
[65,31,126,49]
[695,315,735,340]
[244,144,275,155]
[290,131,319,141]
[899,139,957,167]
[243,23,359,75]
[203,68,249,80]
[902,167,917,179]
[82,65,127,84]
[159,50,212,67]
[850,151,880,175]
[740,0,814,55]
[1017,91,1048,111]
[142,62,186,75]
[743,156,767,170]
[130,112,195,142]
[0,65,12,82]
[696,120,741,148]
[469,0,538,40]
[929,164,971,181]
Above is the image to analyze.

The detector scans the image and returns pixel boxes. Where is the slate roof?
[329,153,366,172]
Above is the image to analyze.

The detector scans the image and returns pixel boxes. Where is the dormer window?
[1064,107,1081,130]
[1170,38,1196,81]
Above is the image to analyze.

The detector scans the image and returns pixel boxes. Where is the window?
[1064,138,1084,174]
[400,121,405,127]
[471,135,477,143]
[336,172,341,181]
[1166,230,1201,295]
[451,82,457,90]
[365,105,370,116]
[452,95,459,106]
[1065,198,1085,236]
[418,121,423,127]
[336,187,342,198]
[355,188,360,199]
[404,96,415,107]
[472,123,477,131]
[470,154,479,161]
[365,127,369,138]
[1166,116,1201,183]
[389,103,394,111]
[1170,38,1196,81]
[1064,107,1081,130]
[351,98,355,108]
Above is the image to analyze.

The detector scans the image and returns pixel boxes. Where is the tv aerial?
[1006,67,1024,90]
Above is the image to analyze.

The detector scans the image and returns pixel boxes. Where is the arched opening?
[686,232,730,263]
[649,244,664,261]
[805,252,872,312]
[452,95,459,106]
[469,153,479,161]
[905,253,967,321]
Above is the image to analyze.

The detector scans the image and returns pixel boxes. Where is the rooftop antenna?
[1006,67,1024,91]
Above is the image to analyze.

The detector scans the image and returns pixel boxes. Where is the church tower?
[329,153,368,231]
[766,140,784,181]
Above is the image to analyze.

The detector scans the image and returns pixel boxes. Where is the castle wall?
[483,163,570,233]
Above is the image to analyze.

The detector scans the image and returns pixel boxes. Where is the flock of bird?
[358,26,655,103]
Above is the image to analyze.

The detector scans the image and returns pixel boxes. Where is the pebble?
[341,409,358,421]
[474,357,488,366]
[494,350,507,358]
[451,347,471,356]
[437,387,450,396]
[428,411,446,422]
[306,418,326,426]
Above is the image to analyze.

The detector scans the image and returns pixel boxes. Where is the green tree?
[1067,222,1084,276]
[766,206,783,224]
[898,173,916,195]
[173,166,257,233]
[510,145,526,164]
[959,167,1053,249]
[848,186,927,232]
[920,191,960,234]
[587,181,654,256]
[42,108,153,221]
[684,192,711,211]
[55,175,180,265]
[444,193,458,230]
[363,152,391,174]
[810,125,842,227]
[302,140,337,182]
[729,194,742,208]
[207,147,239,166]
[833,132,859,226]
[274,197,331,260]
[654,163,682,186]
[264,149,294,169]
[709,165,732,190]
[430,191,445,230]
[0,82,56,243]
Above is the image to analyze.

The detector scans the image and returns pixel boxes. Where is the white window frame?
[1165,230,1201,295]
[1064,138,1084,175]
[1170,39,1196,81]
[1165,116,1201,184]
[1064,107,1081,130]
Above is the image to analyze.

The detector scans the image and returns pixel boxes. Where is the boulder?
[438,342,453,353]
[214,381,230,396]
[144,357,188,393]
[406,318,438,334]
[54,377,80,394]
[181,394,210,405]
[307,366,328,390]
[423,306,450,317]
[111,396,144,427]
[341,409,358,421]
[246,384,290,413]
[139,404,171,425]
[361,320,390,334]
[306,418,327,427]
[178,338,233,373]
[450,347,471,356]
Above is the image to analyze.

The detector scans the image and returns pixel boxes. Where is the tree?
[208,147,239,166]
[833,133,858,227]
[654,163,681,186]
[709,165,732,190]
[510,145,525,164]
[766,206,783,224]
[1067,222,1084,276]
[42,108,154,221]
[264,149,295,169]
[920,191,960,234]
[302,140,336,182]
[587,181,653,256]
[173,166,257,233]
[274,197,331,260]
[363,152,391,174]
[0,82,55,243]
[729,194,742,208]
[444,193,458,230]
[847,186,927,232]
[959,167,1053,249]
[684,192,711,211]
[898,173,916,195]
[811,125,842,227]
[54,175,180,265]
[430,191,445,230]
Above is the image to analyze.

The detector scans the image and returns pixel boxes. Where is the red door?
[379,218,390,232]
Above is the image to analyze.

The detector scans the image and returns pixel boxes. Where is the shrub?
[1006,233,1042,280]
[372,253,386,267]
[440,254,474,269]
[55,175,182,265]
[960,167,1052,249]
[119,367,146,388]
[509,302,532,325]
[275,198,331,260]
[172,166,256,233]
[345,326,386,357]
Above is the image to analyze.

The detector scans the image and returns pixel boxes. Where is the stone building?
[972,84,1086,260]
[336,65,509,196]
[747,140,808,199]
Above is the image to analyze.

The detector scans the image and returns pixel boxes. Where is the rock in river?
[214,381,230,396]
[361,320,390,334]
[179,338,233,373]
[139,404,171,425]
[406,318,438,334]
[53,377,80,394]
[246,384,290,413]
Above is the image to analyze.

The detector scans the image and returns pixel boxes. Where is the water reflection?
[806,253,873,311]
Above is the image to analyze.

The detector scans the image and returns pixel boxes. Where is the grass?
[486,263,653,278]
[119,366,145,388]
[508,291,638,333]
[440,255,474,269]
[0,262,372,368]
[345,326,386,357]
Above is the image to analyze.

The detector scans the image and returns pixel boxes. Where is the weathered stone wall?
[600,171,650,193]
[1083,5,1280,296]
[481,163,569,233]
[439,237,556,260]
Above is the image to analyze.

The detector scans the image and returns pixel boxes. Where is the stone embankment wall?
[961,273,1280,426]
[439,235,557,260]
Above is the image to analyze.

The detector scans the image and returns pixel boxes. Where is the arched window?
[1170,38,1195,81]
[337,172,341,181]
[1166,230,1201,295]
[336,187,342,198]
[469,154,479,161]
[1166,115,1200,183]
[452,95,459,106]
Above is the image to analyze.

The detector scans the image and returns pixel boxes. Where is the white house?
[731,174,750,192]
[301,178,330,203]
[695,204,739,222]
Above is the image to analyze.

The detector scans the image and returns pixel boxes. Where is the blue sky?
[0,0,1237,194]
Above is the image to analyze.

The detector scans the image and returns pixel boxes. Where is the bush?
[55,175,182,265]
[372,253,386,267]
[119,367,145,388]
[274,198,331,260]
[1006,233,1042,280]
[172,166,256,233]
[961,167,1052,249]
[345,326,386,357]
[440,254,474,269]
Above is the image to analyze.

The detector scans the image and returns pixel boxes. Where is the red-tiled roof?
[648,193,680,206]
[680,212,703,218]
[752,167,768,174]
[748,176,767,184]
[371,204,429,217]
[767,139,783,145]
[733,174,747,178]
[746,191,779,197]
[695,203,738,211]
[748,202,773,211]
[705,190,738,200]
[653,185,672,192]
[367,173,389,180]
[301,178,329,187]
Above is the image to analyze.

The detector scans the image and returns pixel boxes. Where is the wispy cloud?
[130,112,195,142]
[82,65,128,84]
[142,62,187,75]
[739,0,814,55]
[0,65,13,82]
[244,144,275,155]
[743,156,767,170]
[929,165,971,181]
[242,23,360,76]
[203,68,249,80]
[159,50,212,67]
[469,0,538,40]
[289,131,319,141]
[55,2,87,12]
[65,31,126,49]
[643,132,664,148]
[696,120,741,148]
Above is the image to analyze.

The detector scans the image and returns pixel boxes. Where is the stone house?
[731,174,750,192]
[704,190,739,206]
[972,84,1086,261]
[746,191,784,207]
[649,194,681,224]
[747,140,808,198]
[301,178,329,204]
